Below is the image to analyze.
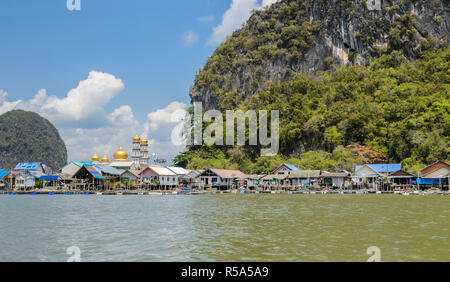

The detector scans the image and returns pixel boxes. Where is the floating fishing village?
[0,135,449,196]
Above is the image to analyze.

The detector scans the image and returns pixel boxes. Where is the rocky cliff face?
[0,110,67,170]
[190,0,449,110]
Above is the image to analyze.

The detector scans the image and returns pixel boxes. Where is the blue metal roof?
[85,165,102,176]
[0,170,10,179]
[283,164,299,171]
[39,175,58,180]
[416,178,445,185]
[14,163,41,170]
[94,165,121,176]
[355,164,402,173]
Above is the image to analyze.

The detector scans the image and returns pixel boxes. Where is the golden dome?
[132,135,141,142]
[113,146,128,160]
[101,155,109,163]
[141,137,148,145]
[91,154,100,162]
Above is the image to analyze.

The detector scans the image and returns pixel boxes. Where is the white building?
[130,135,150,170]
[139,165,177,189]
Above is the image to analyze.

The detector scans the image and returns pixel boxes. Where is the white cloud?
[0,100,22,115]
[42,71,124,126]
[143,101,188,163]
[0,73,187,164]
[0,90,23,115]
[0,71,124,128]
[146,101,187,133]
[183,30,199,46]
[108,105,139,128]
[207,0,279,46]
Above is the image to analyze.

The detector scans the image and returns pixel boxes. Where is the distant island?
[0,110,67,170]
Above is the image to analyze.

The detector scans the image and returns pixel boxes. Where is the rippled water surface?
[0,194,448,261]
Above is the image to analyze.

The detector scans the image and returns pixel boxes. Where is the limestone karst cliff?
[0,110,67,170]
[190,0,449,110]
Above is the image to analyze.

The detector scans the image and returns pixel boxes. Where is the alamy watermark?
[67,246,81,262]
[367,246,381,262]
[171,102,280,156]
[67,0,81,11]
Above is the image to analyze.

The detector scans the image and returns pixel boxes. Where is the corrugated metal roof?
[149,166,176,176]
[94,165,121,176]
[86,165,102,176]
[207,169,247,179]
[283,163,299,171]
[39,175,58,180]
[57,173,74,181]
[289,170,322,178]
[167,167,189,175]
[121,169,141,178]
[261,174,288,181]
[14,163,41,170]
[109,161,133,168]
[0,170,10,179]
[321,172,351,178]
[187,170,203,176]
[355,164,401,173]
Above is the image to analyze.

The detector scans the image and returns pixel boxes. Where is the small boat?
[255,191,260,194]
[30,192,38,195]
[96,192,103,195]
[138,192,145,195]
[8,192,17,195]
[64,192,73,195]
[376,191,382,194]
[48,192,56,195]
[116,192,123,195]
[82,192,90,195]
[403,192,410,196]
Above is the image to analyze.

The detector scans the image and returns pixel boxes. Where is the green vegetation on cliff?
[177,0,449,173]
[176,48,449,173]
[0,110,67,170]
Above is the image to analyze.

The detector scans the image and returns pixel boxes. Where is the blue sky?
[0,0,229,119]
[0,0,278,163]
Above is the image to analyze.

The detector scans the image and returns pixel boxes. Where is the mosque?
[91,135,150,171]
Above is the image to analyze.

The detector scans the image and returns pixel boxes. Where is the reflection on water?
[0,194,448,261]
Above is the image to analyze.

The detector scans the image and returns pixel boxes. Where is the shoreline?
[1,190,448,196]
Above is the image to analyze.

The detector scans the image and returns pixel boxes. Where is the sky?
[0,0,278,164]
